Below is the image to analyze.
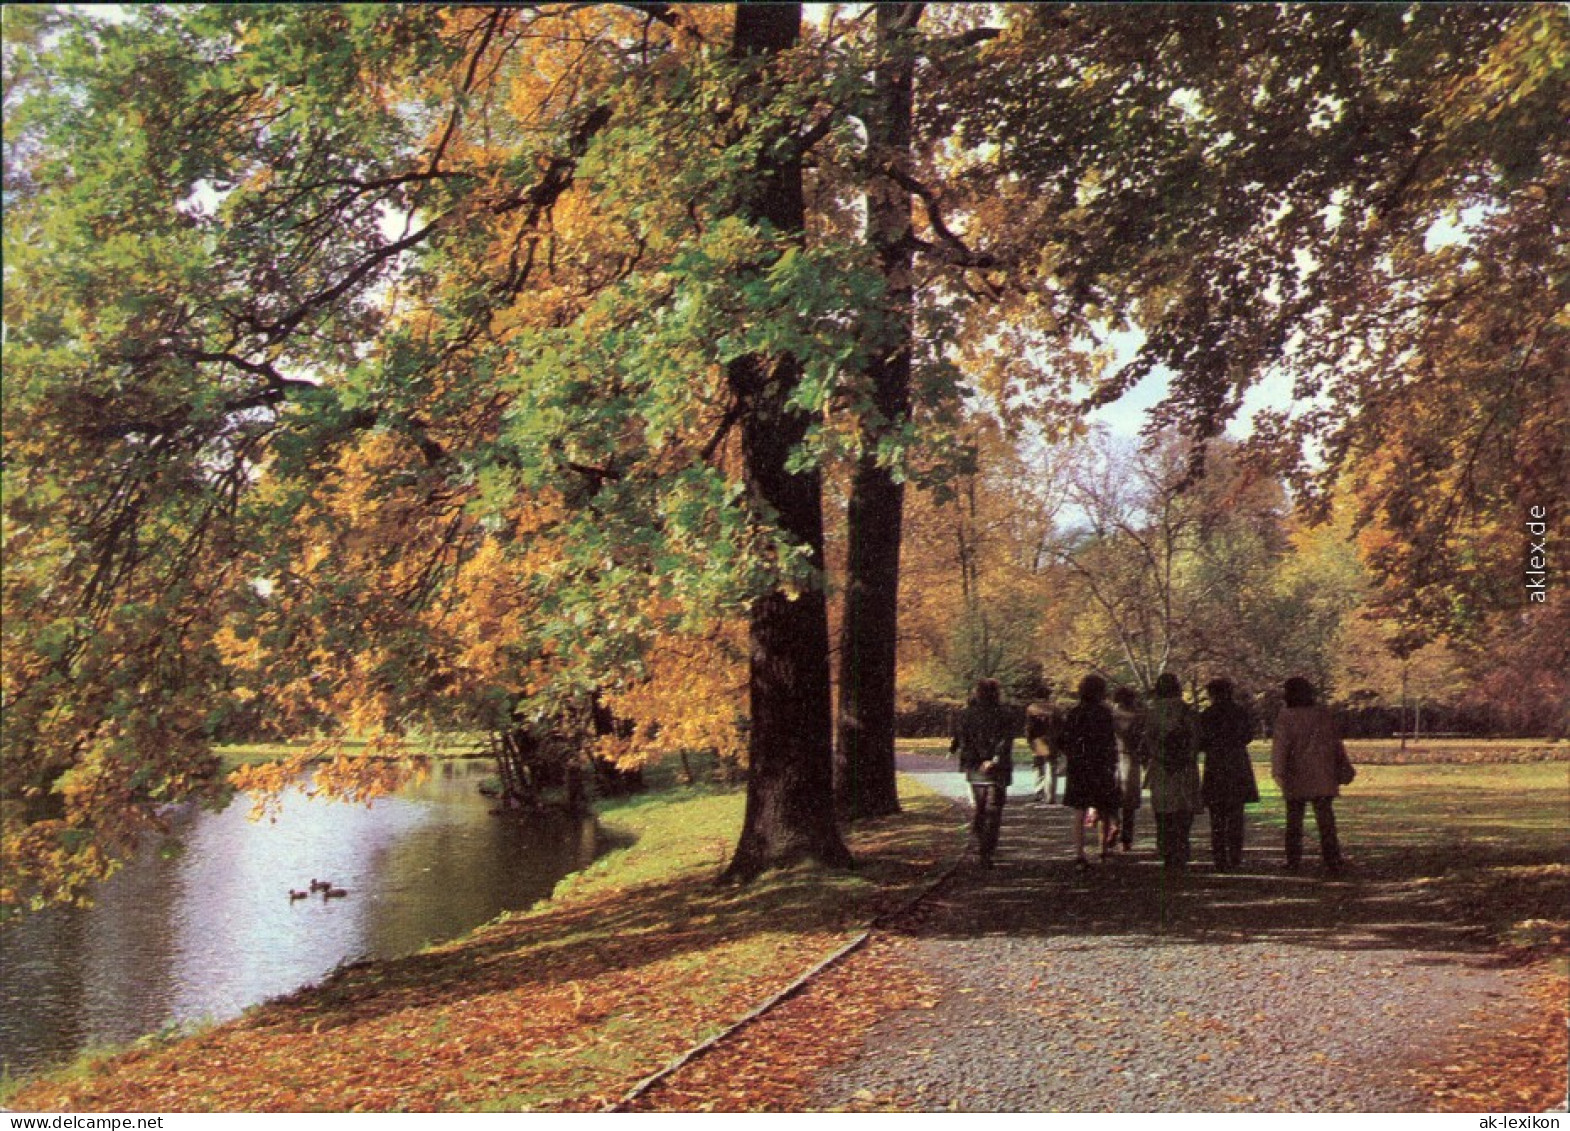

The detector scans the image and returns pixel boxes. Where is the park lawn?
[1251,760,1569,959]
[4,779,968,1113]
[900,735,1567,764]
[1259,737,1568,765]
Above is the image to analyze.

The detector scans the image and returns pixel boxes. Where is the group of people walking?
[952,674,1348,874]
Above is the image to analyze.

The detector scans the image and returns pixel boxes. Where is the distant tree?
[1332,611,1467,744]
[939,4,1567,649]
[1047,431,1307,696]
[895,417,1065,703]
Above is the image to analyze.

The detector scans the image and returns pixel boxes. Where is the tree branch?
[882,165,996,268]
[923,26,1000,54]
[428,8,509,177]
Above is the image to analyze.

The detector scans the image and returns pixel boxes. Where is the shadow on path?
[800,754,1567,1112]
[892,751,1550,963]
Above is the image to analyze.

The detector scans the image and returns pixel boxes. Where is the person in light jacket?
[1271,676,1346,875]
[1025,682,1065,804]
[1142,672,1202,870]
[952,678,1015,867]
[1111,686,1146,852]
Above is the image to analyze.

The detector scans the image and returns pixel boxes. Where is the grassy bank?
[6,780,968,1112]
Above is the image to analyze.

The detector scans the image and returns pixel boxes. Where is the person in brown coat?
[1271,677,1346,875]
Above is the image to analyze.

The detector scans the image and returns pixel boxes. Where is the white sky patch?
[1167,87,1206,120]
[68,4,135,25]
[1083,325,1158,437]
[1321,187,1347,232]
[804,3,844,30]
[1081,326,1310,444]
[1424,203,1490,252]
[379,204,416,243]
[177,179,224,220]
[1086,365,1170,437]
[1308,93,1344,132]
[1231,368,1297,440]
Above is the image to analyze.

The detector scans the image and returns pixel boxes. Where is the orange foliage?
[596,618,749,770]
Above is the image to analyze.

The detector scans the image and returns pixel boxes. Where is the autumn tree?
[715,1,852,878]
[3,2,870,905]
[832,2,924,821]
[1266,508,1368,698]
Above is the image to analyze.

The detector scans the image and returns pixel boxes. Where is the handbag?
[1334,743,1357,786]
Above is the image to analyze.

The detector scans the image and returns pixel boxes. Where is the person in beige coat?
[1271,677,1346,874]
[1143,673,1202,870]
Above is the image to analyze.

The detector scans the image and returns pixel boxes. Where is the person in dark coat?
[1197,677,1260,872]
[1111,686,1146,851]
[952,678,1015,867]
[1060,674,1121,867]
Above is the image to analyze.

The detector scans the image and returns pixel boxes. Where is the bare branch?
[881,165,997,269]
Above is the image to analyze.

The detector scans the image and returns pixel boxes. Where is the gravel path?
[804,754,1540,1112]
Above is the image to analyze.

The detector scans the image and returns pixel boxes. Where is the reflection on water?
[0,761,599,1077]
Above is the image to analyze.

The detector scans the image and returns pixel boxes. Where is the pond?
[0,761,602,1079]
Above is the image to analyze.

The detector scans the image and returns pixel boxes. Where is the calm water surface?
[0,761,600,1077]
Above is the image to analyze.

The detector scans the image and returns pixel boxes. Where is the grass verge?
[5,779,967,1113]
[1261,760,1570,964]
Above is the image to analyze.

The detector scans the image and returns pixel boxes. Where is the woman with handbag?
[1271,676,1349,876]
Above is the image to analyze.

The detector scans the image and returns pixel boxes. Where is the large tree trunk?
[722,2,853,882]
[835,3,923,820]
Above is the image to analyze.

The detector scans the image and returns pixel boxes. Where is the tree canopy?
[4,2,1565,910]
